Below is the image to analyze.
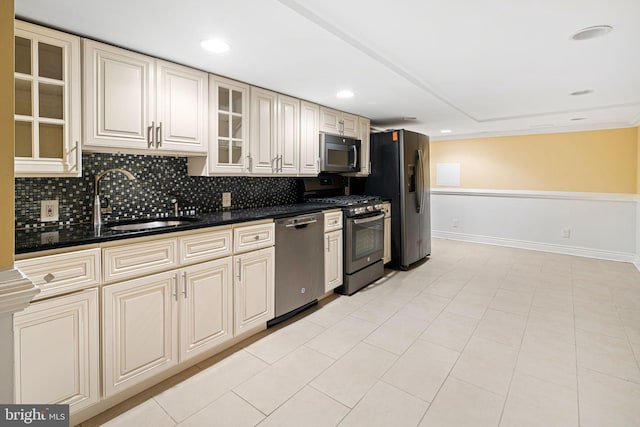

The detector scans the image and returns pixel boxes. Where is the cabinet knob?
[254,235,260,240]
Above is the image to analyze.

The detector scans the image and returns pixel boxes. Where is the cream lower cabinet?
[233,246,275,335]
[180,258,233,361]
[324,230,343,292]
[102,270,178,398]
[324,211,343,292]
[14,288,99,412]
[102,257,232,397]
[382,202,391,264]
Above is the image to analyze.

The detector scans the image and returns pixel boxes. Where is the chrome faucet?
[93,168,136,229]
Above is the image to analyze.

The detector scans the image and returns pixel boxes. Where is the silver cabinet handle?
[279,155,284,172]
[147,121,155,148]
[173,273,178,301]
[246,155,253,171]
[156,122,163,148]
[182,271,188,298]
[271,156,278,173]
[326,234,330,252]
[236,258,242,281]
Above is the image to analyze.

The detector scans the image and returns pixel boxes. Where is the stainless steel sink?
[106,218,198,231]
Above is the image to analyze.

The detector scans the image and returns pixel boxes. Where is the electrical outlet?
[222,192,231,208]
[561,228,571,238]
[40,200,59,222]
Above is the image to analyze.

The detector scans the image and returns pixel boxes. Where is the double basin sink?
[105,217,200,232]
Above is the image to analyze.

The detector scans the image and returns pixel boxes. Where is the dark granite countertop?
[15,202,340,255]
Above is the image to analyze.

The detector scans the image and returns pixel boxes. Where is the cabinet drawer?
[233,223,275,254]
[16,248,100,300]
[103,238,178,283]
[324,211,343,232]
[179,228,232,265]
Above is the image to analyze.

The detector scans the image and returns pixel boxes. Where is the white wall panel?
[431,189,637,262]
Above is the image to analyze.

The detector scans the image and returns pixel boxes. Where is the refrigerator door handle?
[416,149,425,214]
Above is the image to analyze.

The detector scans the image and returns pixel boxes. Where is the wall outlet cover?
[40,200,59,222]
[222,192,231,208]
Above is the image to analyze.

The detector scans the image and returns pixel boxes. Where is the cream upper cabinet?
[155,60,208,152]
[319,107,358,138]
[14,20,81,177]
[277,94,300,175]
[190,76,250,175]
[14,288,99,412]
[249,87,278,174]
[299,101,320,176]
[344,116,371,177]
[250,87,302,175]
[233,246,274,336]
[83,39,207,155]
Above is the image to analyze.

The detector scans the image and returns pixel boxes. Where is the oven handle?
[352,213,384,225]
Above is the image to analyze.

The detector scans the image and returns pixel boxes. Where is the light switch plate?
[40,200,59,222]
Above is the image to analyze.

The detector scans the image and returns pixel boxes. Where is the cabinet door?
[277,94,300,174]
[357,117,370,175]
[319,107,340,134]
[83,39,155,150]
[383,216,392,264]
[250,87,277,174]
[14,288,99,412]
[180,258,233,361]
[156,61,207,153]
[203,76,250,175]
[102,271,178,397]
[324,230,343,292]
[234,247,274,335]
[14,21,81,177]
[299,101,320,175]
[341,112,358,138]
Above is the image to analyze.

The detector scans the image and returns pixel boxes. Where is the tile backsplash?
[15,153,302,228]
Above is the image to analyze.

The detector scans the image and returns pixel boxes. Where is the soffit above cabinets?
[15,0,640,140]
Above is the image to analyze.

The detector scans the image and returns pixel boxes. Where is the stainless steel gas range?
[305,178,385,295]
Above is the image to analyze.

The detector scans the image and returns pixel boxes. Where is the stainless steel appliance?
[364,129,431,269]
[306,189,385,295]
[270,213,325,326]
[320,133,361,173]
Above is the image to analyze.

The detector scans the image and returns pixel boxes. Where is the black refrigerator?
[364,129,431,269]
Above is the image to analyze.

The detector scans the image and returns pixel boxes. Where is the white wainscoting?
[430,189,638,265]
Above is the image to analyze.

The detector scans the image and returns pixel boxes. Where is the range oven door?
[345,212,384,274]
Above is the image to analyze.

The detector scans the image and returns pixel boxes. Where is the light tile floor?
[83,238,640,427]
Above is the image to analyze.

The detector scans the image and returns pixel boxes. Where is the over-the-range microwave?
[319,132,361,173]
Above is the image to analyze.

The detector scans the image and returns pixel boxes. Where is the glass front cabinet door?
[14,21,81,177]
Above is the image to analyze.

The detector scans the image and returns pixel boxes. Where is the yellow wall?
[430,127,639,194]
[637,126,640,193]
[0,1,14,268]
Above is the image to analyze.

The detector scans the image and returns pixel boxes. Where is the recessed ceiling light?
[201,38,230,53]
[571,25,613,41]
[336,90,354,98]
[440,129,452,134]
[570,89,593,96]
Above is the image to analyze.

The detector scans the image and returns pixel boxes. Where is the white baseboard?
[433,230,636,263]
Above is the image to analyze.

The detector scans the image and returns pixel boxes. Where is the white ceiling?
[15,0,640,140]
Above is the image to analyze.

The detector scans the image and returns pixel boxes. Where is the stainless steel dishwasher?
[269,212,324,326]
